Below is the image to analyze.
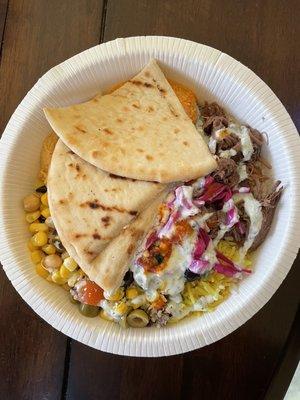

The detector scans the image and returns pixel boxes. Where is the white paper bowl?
[1,37,299,357]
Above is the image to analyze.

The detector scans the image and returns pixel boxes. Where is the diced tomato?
[151,296,166,310]
[79,281,104,306]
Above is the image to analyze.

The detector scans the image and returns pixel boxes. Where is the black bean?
[184,269,200,282]
[36,185,47,193]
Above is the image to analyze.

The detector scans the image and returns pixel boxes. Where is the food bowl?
[0,36,299,357]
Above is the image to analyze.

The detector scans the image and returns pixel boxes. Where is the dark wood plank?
[66,1,300,400]
[0,1,103,399]
[265,307,300,400]
[0,0,103,133]
[0,0,8,56]
[104,0,300,129]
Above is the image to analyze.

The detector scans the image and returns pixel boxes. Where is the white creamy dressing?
[228,124,254,161]
[202,239,218,266]
[208,137,217,154]
[212,124,254,161]
[237,163,248,182]
[132,230,197,298]
[191,177,206,191]
[213,199,239,245]
[190,212,213,229]
[175,186,199,218]
[219,148,237,159]
[100,299,122,321]
[233,193,263,260]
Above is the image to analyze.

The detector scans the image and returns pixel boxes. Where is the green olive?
[69,293,79,304]
[79,303,99,318]
[127,309,149,328]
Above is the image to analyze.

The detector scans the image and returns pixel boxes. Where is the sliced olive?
[154,253,164,265]
[54,240,65,253]
[69,293,79,304]
[184,269,200,282]
[127,309,149,328]
[79,303,99,318]
[36,185,47,193]
[123,270,134,287]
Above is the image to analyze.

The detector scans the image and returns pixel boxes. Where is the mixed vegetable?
[24,101,282,328]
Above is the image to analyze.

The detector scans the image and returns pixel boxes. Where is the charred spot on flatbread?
[101,216,111,227]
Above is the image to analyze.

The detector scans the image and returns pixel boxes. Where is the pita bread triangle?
[44,59,216,183]
[48,140,166,266]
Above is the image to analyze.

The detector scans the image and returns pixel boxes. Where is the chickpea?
[23,194,40,212]
[42,254,62,270]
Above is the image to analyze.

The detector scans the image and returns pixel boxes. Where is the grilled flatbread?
[47,140,165,265]
[44,59,216,183]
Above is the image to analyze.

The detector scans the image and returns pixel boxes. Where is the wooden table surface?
[0,1,299,399]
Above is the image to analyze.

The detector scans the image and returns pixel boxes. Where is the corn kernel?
[63,257,77,272]
[31,231,48,247]
[25,211,41,223]
[29,222,49,233]
[115,302,128,315]
[105,288,124,301]
[41,193,48,206]
[59,264,72,280]
[42,244,56,255]
[28,240,38,251]
[31,250,45,264]
[99,309,114,321]
[126,287,139,299]
[36,263,49,279]
[51,270,67,285]
[41,207,51,218]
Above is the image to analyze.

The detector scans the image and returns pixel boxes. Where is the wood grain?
[65,1,300,399]
[0,0,8,56]
[104,0,300,129]
[0,1,103,399]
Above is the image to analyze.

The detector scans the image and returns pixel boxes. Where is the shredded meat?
[218,132,240,151]
[248,126,264,161]
[202,102,226,118]
[224,203,250,245]
[204,116,228,135]
[207,211,226,239]
[213,158,240,188]
[246,161,269,201]
[250,181,283,250]
[202,102,228,135]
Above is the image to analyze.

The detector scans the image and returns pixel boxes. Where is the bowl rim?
[0,36,300,357]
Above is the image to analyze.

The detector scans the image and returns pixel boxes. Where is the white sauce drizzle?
[233,193,263,260]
